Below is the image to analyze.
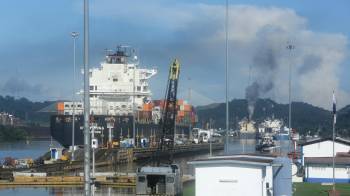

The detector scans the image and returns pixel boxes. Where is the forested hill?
[196,99,348,137]
[0,96,53,125]
[0,95,348,137]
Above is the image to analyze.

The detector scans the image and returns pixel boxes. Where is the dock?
[0,172,194,188]
[21,142,224,173]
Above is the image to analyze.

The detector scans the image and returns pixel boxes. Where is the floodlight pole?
[83,0,91,195]
[71,31,79,161]
[224,0,229,155]
[286,43,294,155]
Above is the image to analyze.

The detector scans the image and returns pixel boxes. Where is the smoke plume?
[245,34,279,120]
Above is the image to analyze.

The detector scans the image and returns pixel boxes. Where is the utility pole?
[83,0,91,195]
[71,31,79,161]
[188,77,192,142]
[133,53,136,147]
[332,91,337,192]
[286,42,295,154]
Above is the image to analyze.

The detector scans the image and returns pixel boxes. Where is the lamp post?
[286,43,295,154]
[71,31,79,161]
[188,77,192,142]
[224,0,230,155]
[83,0,91,195]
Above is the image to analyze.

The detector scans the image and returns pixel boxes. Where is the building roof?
[299,137,350,147]
[188,154,277,167]
[305,157,350,165]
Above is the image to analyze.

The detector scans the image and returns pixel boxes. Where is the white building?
[304,157,350,183]
[300,137,350,183]
[189,154,291,196]
[300,137,350,165]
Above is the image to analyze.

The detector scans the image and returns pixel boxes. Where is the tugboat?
[256,135,276,152]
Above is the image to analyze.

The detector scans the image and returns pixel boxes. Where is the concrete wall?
[305,165,350,183]
[195,166,270,196]
[302,141,350,165]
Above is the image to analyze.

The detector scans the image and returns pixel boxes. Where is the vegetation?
[0,125,28,141]
[196,98,350,137]
[183,182,350,196]
[293,183,350,196]
[183,181,195,196]
[0,95,52,125]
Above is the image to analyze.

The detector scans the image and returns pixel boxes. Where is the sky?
[0,0,349,109]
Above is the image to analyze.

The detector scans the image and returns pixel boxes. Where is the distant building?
[189,154,292,196]
[300,137,350,183]
[258,118,283,134]
[239,119,256,133]
[0,112,19,126]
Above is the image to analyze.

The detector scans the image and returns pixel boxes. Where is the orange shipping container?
[177,110,185,117]
[142,103,153,111]
[177,99,184,106]
[57,102,64,111]
[184,104,191,112]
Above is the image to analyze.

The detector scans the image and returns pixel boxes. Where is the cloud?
[87,2,349,109]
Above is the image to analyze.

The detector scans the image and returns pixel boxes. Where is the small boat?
[256,135,276,152]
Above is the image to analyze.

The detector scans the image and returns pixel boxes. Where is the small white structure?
[49,148,64,160]
[304,157,350,183]
[300,137,350,183]
[300,137,350,165]
[189,154,291,196]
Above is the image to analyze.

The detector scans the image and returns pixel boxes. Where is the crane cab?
[136,164,183,195]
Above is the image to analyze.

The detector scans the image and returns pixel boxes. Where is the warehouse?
[189,154,291,196]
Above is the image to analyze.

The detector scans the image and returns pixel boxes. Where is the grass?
[183,180,195,196]
[294,183,350,196]
[183,182,350,196]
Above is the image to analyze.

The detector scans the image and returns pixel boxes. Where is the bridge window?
[166,177,174,183]
[138,176,145,182]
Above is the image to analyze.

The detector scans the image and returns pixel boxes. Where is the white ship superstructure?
[258,119,283,134]
[63,46,157,115]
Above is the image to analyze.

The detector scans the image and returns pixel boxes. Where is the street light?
[286,42,295,154]
[224,0,229,155]
[83,0,91,195]
[71,31,79,161]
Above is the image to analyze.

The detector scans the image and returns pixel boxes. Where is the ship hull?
[51,115,191,148]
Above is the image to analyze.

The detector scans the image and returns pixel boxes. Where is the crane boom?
[159,59,180,153]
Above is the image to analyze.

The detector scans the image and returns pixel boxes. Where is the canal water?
[0,138,291,195]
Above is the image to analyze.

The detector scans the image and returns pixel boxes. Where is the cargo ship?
[51,46,196,148]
